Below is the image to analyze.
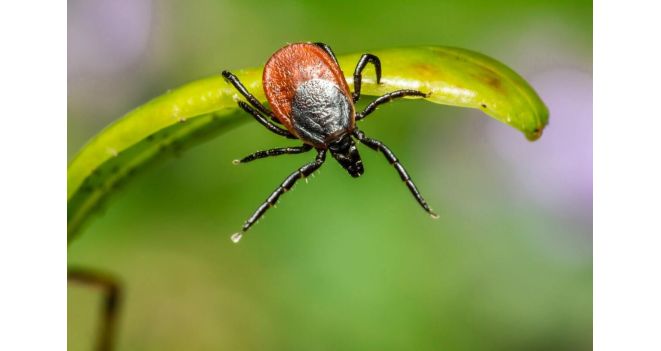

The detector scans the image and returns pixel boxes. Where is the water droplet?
[230,232,243,243]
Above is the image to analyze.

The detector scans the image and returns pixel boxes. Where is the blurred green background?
[68,0,592,350]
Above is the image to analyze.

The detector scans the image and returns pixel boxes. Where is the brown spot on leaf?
[485,75,502,89]
[526,127,544,141]
[411,63,440,79]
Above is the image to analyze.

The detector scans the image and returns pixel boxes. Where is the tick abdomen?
[291,79,352,145]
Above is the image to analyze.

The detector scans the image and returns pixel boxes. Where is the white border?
[2,1,661,350]
[0,2,66,351]
[594,1,661,350]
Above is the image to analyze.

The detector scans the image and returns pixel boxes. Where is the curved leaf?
[67,45,548,242]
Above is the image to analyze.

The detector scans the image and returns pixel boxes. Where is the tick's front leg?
[222,70,281,125]
[352,54,382,103]
[231,149,327,243]
[233,144,312,164]
[353,129,438,218]
[237,101,297,139]
[356,90,428,121]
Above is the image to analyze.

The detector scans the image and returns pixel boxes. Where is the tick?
[223,42,437,242]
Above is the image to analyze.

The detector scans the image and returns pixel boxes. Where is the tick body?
[223,42,437,242]
[264,44,355,148]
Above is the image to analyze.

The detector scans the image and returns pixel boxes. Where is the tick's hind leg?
[231,149,327,243]
[221,70,281,125]
[313,42,339,65]
[356,90,429,121]
[234,144,312,164]
[352,54,382,103]
[68,267,122,351]
[353,129,438,218]
[237,101,297,139]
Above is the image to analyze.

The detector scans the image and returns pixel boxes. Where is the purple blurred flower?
[487,69,593,219]
[68,0,152,75]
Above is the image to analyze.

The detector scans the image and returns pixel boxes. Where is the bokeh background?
[68,0,592,350]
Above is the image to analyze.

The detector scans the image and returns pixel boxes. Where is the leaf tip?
[525,127,544,141]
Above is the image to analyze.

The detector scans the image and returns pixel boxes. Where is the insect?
[223,42,438,243]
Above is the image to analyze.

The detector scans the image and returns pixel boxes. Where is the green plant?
[67,46,548,242]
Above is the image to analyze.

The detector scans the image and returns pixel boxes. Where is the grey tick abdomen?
[291,79,353,146]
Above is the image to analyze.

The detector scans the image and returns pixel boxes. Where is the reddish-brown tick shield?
[262,43,356,141]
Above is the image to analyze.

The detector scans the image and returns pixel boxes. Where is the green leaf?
[67,45,549,242]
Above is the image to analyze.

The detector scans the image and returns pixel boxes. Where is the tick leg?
[238,101,297,139]
[356,90,429,121]
[313,42,340,65]
[353,129,438,218]
[68,267,122,351]
[352,54,382,102]
[221,70,281,125]
[235,144,312,164]
[231,149,327,243]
